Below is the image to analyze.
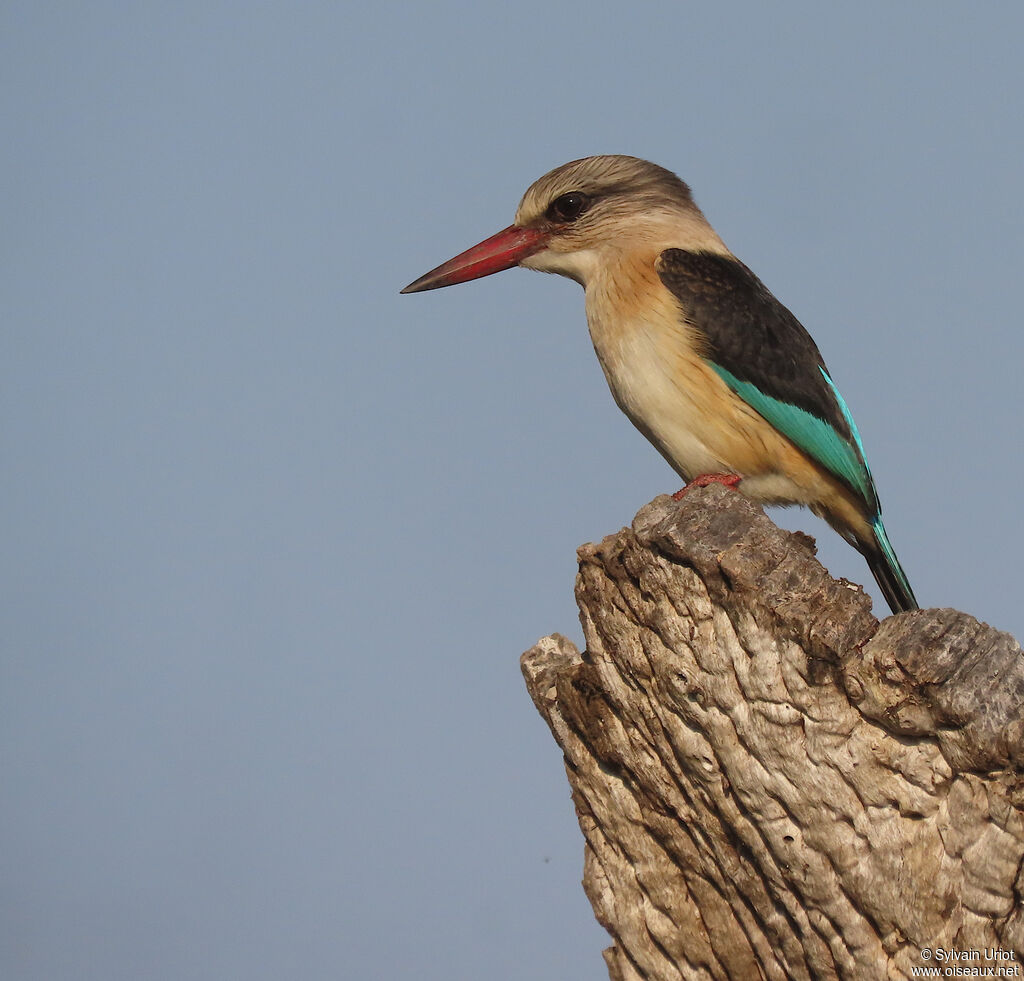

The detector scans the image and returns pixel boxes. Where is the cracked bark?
[521,486,1024,981]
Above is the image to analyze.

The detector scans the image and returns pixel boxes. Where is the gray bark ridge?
[522,486,1024,981]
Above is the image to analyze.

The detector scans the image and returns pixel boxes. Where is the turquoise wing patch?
[709,362,876,508]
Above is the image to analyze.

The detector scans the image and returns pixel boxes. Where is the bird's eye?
[546,192,591,223]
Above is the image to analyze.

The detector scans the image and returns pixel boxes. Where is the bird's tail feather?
[865,517,918,614]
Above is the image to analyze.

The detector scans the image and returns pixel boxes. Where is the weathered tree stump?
[522,486,1024,980]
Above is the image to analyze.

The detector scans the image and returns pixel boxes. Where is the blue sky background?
[4,3,1022,979]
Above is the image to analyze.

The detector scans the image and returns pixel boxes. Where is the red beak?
[400,224,549,294]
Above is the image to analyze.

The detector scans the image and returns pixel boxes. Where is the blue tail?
[865,517,918,614]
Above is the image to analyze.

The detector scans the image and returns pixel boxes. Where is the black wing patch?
[656,249,854,445]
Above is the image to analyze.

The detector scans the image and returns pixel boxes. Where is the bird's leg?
[671,473,742,500]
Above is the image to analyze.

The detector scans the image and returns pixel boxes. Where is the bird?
[401,155,918,614]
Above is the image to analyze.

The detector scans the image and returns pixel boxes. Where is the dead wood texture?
[522,486,1024,981]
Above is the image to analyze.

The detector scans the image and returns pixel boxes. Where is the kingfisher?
[401,155,918,614]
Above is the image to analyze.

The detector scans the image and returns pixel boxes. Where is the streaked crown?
[515,155,696,227]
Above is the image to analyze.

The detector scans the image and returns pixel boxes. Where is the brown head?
[400,155,725,293]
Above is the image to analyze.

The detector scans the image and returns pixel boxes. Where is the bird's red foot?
[671,473,742,500]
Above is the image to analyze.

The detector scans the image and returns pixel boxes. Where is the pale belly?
[598,326,724,479]
[586,306,822,507]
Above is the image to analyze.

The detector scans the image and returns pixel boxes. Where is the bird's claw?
[671,473,742,500]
